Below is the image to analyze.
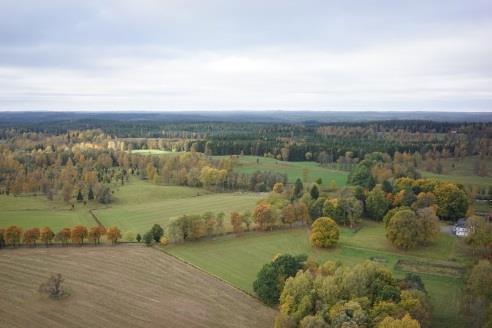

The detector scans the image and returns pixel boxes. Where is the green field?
[0,195,96,231]
[130,149,174,155]
[216,155,349,187]
[0,179,260,235]
[166,222,467,328]
[95,192,260,234]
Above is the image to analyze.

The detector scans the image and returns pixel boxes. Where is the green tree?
[293,178,304,199]
[377,314,421,328]
[150,224,164,243]
[253,254,307,306]
[143,231,153,246]
[366,186,390,220]
[136,233,142,243]
[385,209,420,249]
[310,184,320,200]
[434,183,468,221]
[310,217,339,248]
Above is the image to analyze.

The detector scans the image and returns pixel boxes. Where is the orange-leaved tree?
[23,227,40,247]
[5,225,23,247]
[106,226,122,244]
[253,203,275,231]
[40,227,55,246]
[230,212,244,235]
[71,225,88,245]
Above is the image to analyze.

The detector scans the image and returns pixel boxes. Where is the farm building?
[452,218,469,237]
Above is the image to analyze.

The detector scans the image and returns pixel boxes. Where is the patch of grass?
[166,224,466,328]
[215,155,349,187]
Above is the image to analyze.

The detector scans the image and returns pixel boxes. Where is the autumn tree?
[295,202,310,225]
[281,204,297,227]
[106,226,122,244]
[88,226,106,245]
[230,211,244,235]
[56,228,71,245]
[254,203,275,231]
[273,182,284,194]
[386,209,420,249]
[378,314,421,328]
[40,227,55,246]
[310,217,339,248]
[71,225,88,245]
[434,183,468,221]
[5,225,22,247]
[23,228,40,247]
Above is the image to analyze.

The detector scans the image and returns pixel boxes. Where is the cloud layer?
[0,0,491,111]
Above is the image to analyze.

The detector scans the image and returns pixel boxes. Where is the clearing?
[0,246,275,328]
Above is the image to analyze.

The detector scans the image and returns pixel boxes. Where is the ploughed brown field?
[0,246,275,328]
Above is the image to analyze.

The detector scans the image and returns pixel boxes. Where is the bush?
[310,217,339,248]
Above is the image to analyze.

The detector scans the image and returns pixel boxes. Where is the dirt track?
[0,246,275,328]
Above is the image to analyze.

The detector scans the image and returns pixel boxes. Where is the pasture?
[0,246,275,328]
[216,155,349,187]
[166,222,467,328]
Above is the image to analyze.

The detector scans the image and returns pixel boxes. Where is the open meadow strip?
[0,246,276,328]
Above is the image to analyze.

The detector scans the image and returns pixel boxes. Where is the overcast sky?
[0,0,491,111]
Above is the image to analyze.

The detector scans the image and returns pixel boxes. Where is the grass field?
[215,155,349,187]
[130,149,174,155]
[166,222,467,328]
[95,192,260,234]
[0,246,275,328]
[0,179,260,235]
[0,195,96,231]
[421,156,492,188]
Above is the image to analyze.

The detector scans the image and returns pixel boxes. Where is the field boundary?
[155,246,267,304]
[88,208,104,227]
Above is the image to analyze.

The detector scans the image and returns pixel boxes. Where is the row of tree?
[0,225,122,248]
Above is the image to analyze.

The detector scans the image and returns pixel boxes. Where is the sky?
[0,0,491,112]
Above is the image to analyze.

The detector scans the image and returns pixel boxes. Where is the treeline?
[0,225,122,248]
[2,120,490,164]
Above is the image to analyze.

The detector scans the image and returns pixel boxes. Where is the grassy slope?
[0,246,275,328]
[215,155,349,187]
[167,222,467,328]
